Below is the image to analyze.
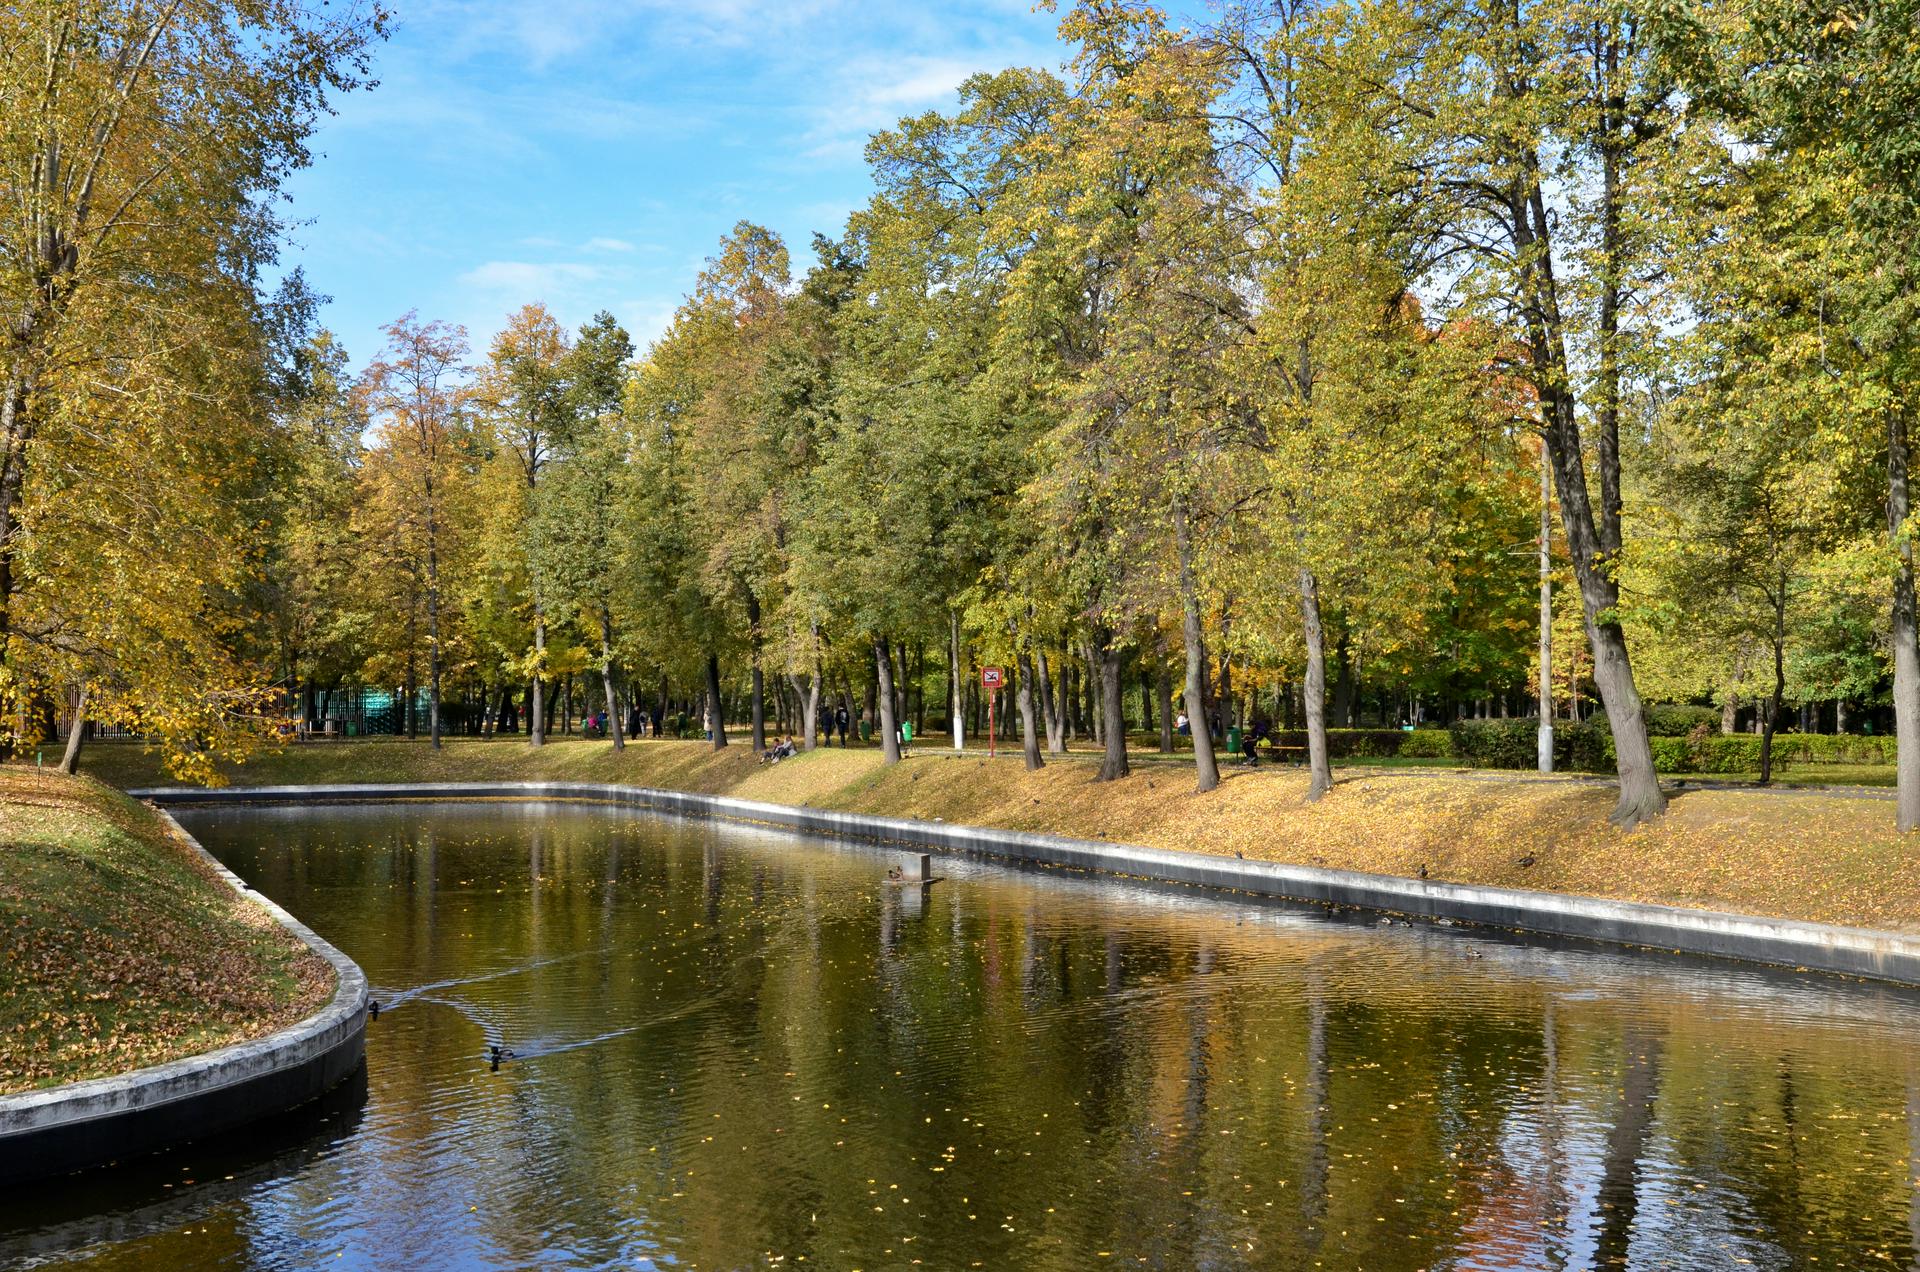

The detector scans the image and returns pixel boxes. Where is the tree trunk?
[749,655,766,752]
[1082,639,1104,747]
[1299,566,1333,800]
[1217,622,1235,734]
[746,593,766,753]
[57,683,87,775]
[1093,628,1129,782]
[893,639,909,735]
[0,369,38,756]
[405,646,418,740]
[1174,495,1220,793]
[863,663,878,737]
[1497,101,1663,824]
[424,483,444,750]
[1053,657,1069,741]
[600,612,625,752]
[789,668,821,750]
[1156,669,1175,753]
[1016,650,1044,770]
[1037,651,1064,753]
[875,639,902,764]
[705,652,727,750]
[530,616,547,746]
[1332,630,1354,727]
[1760,586,1788,786]
[1892,405,1920,830]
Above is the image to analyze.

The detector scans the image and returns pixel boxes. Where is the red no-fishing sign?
[980,667,1004,756]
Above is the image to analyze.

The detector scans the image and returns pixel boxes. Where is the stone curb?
[133,781,1920,988]
[0,809,368,1183]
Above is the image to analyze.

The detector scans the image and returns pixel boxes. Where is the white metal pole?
[1538,437,1555,774]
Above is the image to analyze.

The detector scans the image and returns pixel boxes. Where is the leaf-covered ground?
[0,769,335,1093]
[74,734,1920,931]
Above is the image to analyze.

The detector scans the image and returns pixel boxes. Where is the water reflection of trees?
[145,805,1920,1272]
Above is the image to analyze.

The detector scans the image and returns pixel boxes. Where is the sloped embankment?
[0,769,335,1093]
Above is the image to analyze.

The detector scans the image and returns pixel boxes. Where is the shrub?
[1448,718,1537,769]
[1645,704,1724,736]
[1649,731,1761,774]
[1770,733,1896,765]
[1268,728,1403,758]
[1590,704,1723,737]
[1397,729,1455,758]
[1649,736,1690,772]
[1692,734,1763,773]
[1448,718,1611,771]
[1564,722,1612,772]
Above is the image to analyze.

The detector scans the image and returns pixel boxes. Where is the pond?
[4,800,1918,1270]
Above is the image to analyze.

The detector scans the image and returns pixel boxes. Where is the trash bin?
[901,721,913,743]
[859,719,871,741]
[1227,726,1243,755]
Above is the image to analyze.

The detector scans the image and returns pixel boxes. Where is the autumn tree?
[475,303,575,745]
[0,0,384,762]
[1323,0,1687,826]
[529,311,635,749]
[1664,0,1920,824]
[259,328,367,730]
[359,314,472,749]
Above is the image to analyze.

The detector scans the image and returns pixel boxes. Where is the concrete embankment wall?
[136,781,1920,989]
[0,810,367,1184]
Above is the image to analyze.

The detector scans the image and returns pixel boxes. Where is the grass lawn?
[69,734,1920,934]
[0,768,335,1093]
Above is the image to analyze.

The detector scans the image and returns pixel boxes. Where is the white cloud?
[617,299,680,354]
[412,0,842,69]
[585,237,636,253]
[458,261,603,292]
[792,50,1044,165]
[861,58,980,107]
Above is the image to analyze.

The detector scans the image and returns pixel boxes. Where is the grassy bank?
[72,735,1920,934]
[0,769,336,1094]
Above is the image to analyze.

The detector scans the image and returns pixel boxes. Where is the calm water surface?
[4,801,1919,1271]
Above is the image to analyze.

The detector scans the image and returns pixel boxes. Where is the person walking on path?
[835,705,850,747]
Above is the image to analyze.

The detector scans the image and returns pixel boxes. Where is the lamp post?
[1538,437,1554,774]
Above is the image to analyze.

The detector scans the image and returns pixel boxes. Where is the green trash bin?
[1227,726,1242,755]
[901,720,913,743]
[859,719,871,741]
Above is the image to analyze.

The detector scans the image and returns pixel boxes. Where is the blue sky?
[281,0,1075,369]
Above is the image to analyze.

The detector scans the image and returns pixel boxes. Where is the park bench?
[1231,741,1305,766]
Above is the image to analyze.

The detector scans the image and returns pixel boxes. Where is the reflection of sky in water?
[7,800,1919,1271]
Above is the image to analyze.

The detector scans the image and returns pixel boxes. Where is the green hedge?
[1152,715,1889,772]
[1265,728,1453,758]
[1647,734,1758,774]
[1588,705,1723,737]
[1452,717,1893,773]
[1397,729,1455,758]
[1449,719,1613,771]
[1768,733,1896,765]
[1643,705,1724,737]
